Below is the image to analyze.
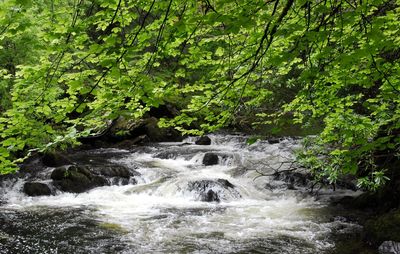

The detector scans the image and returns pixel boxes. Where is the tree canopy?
[0,0,399,189]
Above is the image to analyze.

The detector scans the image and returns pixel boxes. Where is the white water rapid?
[0,134,360,253]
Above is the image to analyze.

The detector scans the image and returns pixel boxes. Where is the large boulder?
[195,136,211,145]
[51,165,108,193]
[23,182,52,196]
[203,153,219,166]
[187,179,240,202]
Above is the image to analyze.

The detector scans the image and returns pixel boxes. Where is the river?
[0,134,362,253]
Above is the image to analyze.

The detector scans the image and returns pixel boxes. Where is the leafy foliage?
[0,0,399,190]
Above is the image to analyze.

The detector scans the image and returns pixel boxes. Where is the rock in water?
[51,165,107,193]
[90,165,139,186]
[204,190,220,202]
[23,182,52,196]
[267,138,280,144]
[379,241,400,254]
[217,179,235,188]
[203,153,219,166]
[195,136,211,145]
[187,179,239,202]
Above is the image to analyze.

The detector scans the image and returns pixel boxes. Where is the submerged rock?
[203,153,219,166]
[23,182,52,196]
[51,165,108,193]
[195,136,211,145]
[187,179,240,202]
[379,241,400,254]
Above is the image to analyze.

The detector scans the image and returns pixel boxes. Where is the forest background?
[0,0,399,191]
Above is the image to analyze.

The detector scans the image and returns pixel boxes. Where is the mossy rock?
[98,222,127,234]
[364,209,400,245]
[51,165,108,193]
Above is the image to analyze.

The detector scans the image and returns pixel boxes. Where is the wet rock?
[23,182,52,196]
[90,165,139,186]
[203,153,219,166]
[91,165,132,178]
[267,138,281,144]
[187,179,239,202]
[42,152,73,167]
[155,151,178,159]
[379,241,400,254]
[204,190,220,202]
[195,136,211,145]
[217,179,235,188]
[51,166,108,193]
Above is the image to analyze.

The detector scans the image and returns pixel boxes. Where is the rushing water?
[0,134,361,253]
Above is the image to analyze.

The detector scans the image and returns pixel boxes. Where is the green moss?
[98,222,128,234]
